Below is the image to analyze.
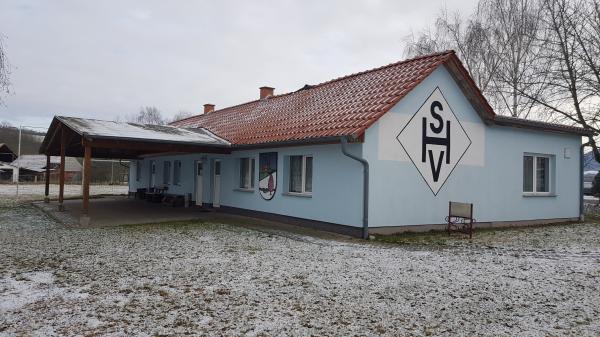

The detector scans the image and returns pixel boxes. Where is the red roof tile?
[171,51,459,145]
[171,51,589,145]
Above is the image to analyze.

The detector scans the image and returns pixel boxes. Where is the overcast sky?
[0,0,475,129]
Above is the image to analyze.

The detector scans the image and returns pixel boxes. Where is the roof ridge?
[170,50,456,125]
[308,50,455,89]
[171,99,265,125]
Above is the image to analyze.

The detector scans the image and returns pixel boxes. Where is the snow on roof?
[0,162,16,169]
[58,116,231,146]
[11,155,82,172]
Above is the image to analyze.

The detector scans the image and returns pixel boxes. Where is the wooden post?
[44,154,50,203]
[82,143,92,221]
[58,129,66,211]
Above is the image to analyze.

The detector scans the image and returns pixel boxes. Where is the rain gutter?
[340,136,369,239]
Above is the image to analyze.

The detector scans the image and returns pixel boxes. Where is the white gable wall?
[363,65,581,227]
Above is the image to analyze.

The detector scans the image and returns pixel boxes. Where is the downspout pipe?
[340,137,369,239]
[580,143,586,221]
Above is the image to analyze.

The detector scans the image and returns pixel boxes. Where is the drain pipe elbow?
[340,137,369,239]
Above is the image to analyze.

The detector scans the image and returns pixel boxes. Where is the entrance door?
[195,161,203,206]
[213,160,221,208]
[149,160,156,188]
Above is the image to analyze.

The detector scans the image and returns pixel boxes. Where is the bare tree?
[520,0,600,159]
[0,35,10,104]
[128,106,165,125]
[405,0,546,118]
[169,110,194,124]
[405,10,498,94]
[480,0,546,118]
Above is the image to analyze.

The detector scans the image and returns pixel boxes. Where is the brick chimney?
[259,86,274,99]
[203,104,215,114]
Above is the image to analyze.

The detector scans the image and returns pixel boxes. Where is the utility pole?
[111,160,114,185]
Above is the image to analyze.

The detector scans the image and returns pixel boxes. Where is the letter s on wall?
[429,101,444,133]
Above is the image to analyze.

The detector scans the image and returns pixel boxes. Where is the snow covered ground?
[0,183,128,199]
[0,205,599,336]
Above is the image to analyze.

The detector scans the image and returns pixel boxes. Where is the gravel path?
[0,205,599,336]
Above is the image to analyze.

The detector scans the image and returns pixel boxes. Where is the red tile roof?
[171,51,463,145]
[171,50,590,145]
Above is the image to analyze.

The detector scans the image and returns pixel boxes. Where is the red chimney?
[259,86,274,99]
[203,104,215,114]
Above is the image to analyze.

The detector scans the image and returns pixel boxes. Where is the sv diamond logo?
[396,87,471,195]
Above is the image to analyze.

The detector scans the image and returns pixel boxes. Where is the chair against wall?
[446,202,475,239]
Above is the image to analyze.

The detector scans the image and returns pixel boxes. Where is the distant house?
[10,155,82,182]
[0,143,16,163]
[0,161,18,181]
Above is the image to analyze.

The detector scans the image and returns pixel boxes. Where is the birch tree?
[405,0,545,118]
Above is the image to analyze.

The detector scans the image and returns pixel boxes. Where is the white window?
[523,154,551,195]
[239,158,255,189]
[163,161,171,184]
[289,155,312,194]
[173,160,181,185]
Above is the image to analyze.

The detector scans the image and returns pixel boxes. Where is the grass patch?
[115,219,218,231]
[373,221,597,246]
[373,230,457,246]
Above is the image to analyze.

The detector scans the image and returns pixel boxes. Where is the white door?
[149,160,156,188]
[195,161,203,206]
[213,160,221,208]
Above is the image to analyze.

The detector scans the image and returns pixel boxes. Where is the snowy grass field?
[1,204,599,336]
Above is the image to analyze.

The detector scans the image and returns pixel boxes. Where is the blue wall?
[362,66,582,227]
[130,143,365,227]
[129,65,582,229]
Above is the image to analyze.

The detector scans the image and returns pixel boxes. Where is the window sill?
[523,193,557,197]
[234,188,254,193]
[283,192,312,198]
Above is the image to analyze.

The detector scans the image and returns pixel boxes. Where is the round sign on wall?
[258,152,277,200]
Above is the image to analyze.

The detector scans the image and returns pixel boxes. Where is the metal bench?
[446,201,475,239]
[145,186,168,203]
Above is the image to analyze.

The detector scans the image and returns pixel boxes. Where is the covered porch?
[33,196,351,239]
[39,116,231,225]
[36,197,215,226]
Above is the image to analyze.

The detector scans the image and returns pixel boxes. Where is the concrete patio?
[34,196,214,227]
[32,196,352,240]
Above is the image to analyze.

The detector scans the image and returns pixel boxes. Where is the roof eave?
[83,133,231,148]
[230,136,352,150]
[493,117,594,136]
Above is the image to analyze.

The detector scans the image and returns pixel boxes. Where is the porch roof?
[40,116,231,159]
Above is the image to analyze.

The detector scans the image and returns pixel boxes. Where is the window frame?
[523,154,552,196]
[238,157,255,190]
[288,155,313,195]
[173,160,181,185]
